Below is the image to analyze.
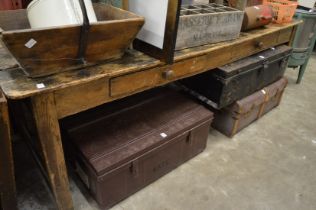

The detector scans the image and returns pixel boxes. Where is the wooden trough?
[0,3,144,77]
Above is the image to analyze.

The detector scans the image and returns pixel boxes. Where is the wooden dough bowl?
[0,4,144,77]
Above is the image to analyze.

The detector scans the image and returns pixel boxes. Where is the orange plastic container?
[263,0,298,23]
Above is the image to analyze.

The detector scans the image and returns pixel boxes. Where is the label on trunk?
[160,133,168,138]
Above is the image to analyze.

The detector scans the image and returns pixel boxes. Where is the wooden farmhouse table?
[0,22,299,210]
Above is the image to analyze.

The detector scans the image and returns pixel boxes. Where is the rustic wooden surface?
[31,93,73,210]
[0,22,300,210]
[0,42,18,70]
[0,91,17,210]
[0,22,299,100]
[0,4,144,77]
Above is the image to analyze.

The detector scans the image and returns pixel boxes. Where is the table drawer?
[277,27,294,44]
[110,68,163,97]
[55,78,110,118]
[232,32,279,59]
[110,47,233,98]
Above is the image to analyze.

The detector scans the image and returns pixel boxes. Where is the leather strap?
[231,105,243,137]
[257,89,268,118]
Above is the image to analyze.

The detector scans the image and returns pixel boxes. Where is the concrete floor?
[15,54,316,210]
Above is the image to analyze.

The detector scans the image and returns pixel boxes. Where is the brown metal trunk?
[212,77,288,137]
[262,77,288,115]
[61,88,214,209]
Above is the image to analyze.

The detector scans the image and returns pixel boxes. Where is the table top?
[0,22,299,100]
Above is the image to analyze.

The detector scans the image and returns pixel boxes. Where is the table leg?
[31,93,73,210]
[0,92,17,210]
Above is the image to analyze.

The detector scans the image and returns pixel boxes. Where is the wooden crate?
[0,4,144,77]
[176,3,244,50]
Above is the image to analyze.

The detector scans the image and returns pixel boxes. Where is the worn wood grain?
[31,93,73,210]
[0,42,18,71]
[176,6,244,50]
[56,45,232,118]
[174,21,299,61]
[111,46,232,98]
[0,91,17,210]
[0,22,300,101]
[278,27,294,44]
[55,78,110,118]
[0,4,144,77]
[0,9,29,31]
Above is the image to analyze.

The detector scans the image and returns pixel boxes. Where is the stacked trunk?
[181,45,291,137]
[212,77,288,137]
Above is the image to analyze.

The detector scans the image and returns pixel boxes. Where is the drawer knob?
[162,70,174,80]
[255,41,264,48]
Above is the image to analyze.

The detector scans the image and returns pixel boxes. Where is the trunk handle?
[263,60,269,69]
[186,131,193,146]
[130,160,139,178]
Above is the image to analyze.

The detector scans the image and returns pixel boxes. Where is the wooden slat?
[278,27,294,44]
[55,78,110,118]
[0,42,18,71]
[31,93,73,210]
[0,9,30,31]
[0,91,17,210]
[110,67,164,98]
